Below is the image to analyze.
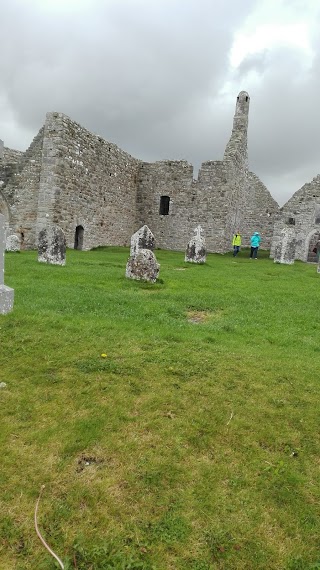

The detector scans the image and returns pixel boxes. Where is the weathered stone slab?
[126,248,160,283]
[185,225,206,264]
[0,285,14,314]
[0,213,14,314]
[6,234,20,252]
[130,225,155,256]
[274,226,296,265]
[38,225,66,265]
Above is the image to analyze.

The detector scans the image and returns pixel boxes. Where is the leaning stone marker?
[0,214,14,314]
[38,225,66,266]
[274,227,296,265]
[130,225,155,256]
[6,234,20,252]
[185,225,206,263]
[126,249,160,283]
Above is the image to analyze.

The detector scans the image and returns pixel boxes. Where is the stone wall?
[5,128,45,248]
[197,160,235,252]
[0,146,24,196]
[241,171,279,248]
[271,175,320,261]
[0,91,280,254]
[35,112,140,250]
[136,160,196,251]
[0,146,25,231]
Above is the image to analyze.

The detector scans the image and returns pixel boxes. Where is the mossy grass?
[1,247,320,569]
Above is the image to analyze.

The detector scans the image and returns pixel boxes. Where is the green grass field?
[1,247,320,570]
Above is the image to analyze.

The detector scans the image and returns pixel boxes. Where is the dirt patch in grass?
[76,454,104,472]
[187,308,225,324]
[187,310,210,324]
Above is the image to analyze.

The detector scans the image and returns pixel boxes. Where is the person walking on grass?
[232,231,242,257]
[250,231,261,259]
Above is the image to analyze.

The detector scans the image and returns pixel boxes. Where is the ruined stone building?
[0,91,279,253]
[271,176,320,262]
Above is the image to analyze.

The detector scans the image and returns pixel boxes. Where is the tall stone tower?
[223,91,250,170]
[222,91,250,236]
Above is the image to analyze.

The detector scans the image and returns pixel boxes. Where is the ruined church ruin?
[271,176,320,263]
[0,92,279,253]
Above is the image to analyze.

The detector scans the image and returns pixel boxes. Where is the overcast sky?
[1,0,320,205]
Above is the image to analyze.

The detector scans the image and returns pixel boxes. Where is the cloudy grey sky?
[1,0,320,205]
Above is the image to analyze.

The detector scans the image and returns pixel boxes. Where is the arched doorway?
[307,231,320,262]
[74,225,84,250]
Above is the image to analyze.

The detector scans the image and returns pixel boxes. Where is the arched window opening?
[74,225,84,250]
[308,232,320,263]
[159,196,170,216]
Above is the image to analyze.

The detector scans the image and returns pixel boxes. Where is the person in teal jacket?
[250,232,261,259]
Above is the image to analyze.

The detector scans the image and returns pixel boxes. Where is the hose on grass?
[34,485,65,570]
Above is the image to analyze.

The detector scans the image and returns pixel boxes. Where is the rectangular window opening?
[159,195,170,215]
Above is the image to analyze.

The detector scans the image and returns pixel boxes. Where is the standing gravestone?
[185,225,206,264]
[274,227,296,265]
[130,225,155,256]
[6,234,20,252]
[0,214,14,314]
[38,225,66,266]
[126,226,160,282]
[126,249,160,283]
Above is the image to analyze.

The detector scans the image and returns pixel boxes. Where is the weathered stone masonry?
[271,175,320,262]
[0,91,279,253]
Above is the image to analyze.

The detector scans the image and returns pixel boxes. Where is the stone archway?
[307,231,320,262]
[74,225,84,250]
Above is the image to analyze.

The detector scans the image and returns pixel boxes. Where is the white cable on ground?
[34,485,65,570]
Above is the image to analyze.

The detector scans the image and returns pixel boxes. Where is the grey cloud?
[2,0,320,208]
[236,40,320,204]
[236,50,269,77]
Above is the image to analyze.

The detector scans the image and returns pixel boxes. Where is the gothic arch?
[306,229,320,263]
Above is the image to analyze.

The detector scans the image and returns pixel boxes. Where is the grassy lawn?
[1,247,320,570]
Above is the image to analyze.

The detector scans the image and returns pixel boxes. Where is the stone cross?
[0,214,14,314]
[185,225,207,264]
[274,226,296,265]
[194,225,203,240]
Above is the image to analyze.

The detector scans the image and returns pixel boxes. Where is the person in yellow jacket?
[232,231,242,257]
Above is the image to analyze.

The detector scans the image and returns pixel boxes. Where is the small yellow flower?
[101,353,107,358]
